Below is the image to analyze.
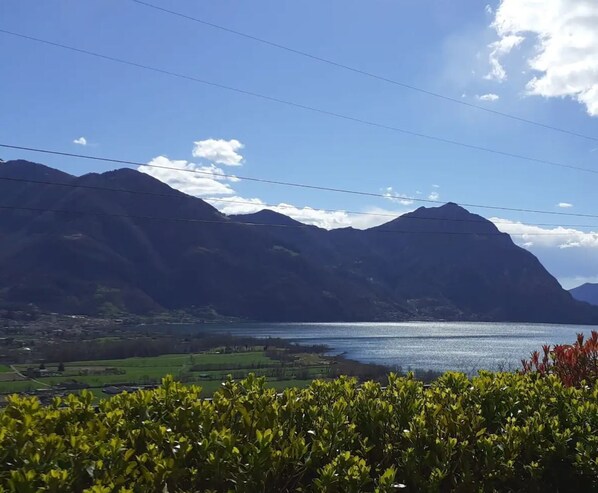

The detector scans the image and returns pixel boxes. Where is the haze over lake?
[185,322,598,374]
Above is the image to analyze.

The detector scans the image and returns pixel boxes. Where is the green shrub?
[0,372,596,492]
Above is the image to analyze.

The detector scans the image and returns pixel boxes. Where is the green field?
[0,380,38,393]
[70,351,274,368]
[2,350,331,397]
[0,365,10,373]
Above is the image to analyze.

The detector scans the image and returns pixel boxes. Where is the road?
[10,365,50,388]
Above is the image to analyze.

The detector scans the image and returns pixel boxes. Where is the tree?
[58,362,65,372]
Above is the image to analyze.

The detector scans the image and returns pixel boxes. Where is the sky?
[1,0,597,289]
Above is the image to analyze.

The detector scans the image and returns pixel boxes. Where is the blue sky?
[1,0,597,288]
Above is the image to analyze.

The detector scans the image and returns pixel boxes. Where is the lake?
[189,321,597,374]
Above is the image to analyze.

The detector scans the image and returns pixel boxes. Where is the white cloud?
[491,218,598,250]
[485,4,493,15]
[491,218,598,286]
[192,138,244,166]
[489,0,598,115]
[138,156,236,196]
[138,138,397,230]
[559,241,581,249]
[383,187,414,206]
[560,275,598,290]
[206,196,266,215]
[274,205,352,230]
[557,202,573,208]
[205,198,409,230]
[73,137,87,146]
[348,207,409,230]
[383,186,442,207]
[209,196,353,229]
[138,149,400,229]
[484,34,524,81]
[476,93,500,101]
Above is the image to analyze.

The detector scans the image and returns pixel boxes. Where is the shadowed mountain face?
[570,283,598,306]
[0,159,596,324]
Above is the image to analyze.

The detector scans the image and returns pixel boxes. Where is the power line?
[0,203,588,237]
[131,0,598,144]
[0,172,595,229]
[1,143,598,221]
[1,29,597,177]
[206,198,598,230]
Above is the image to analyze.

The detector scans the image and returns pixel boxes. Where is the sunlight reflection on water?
[178,321,597,374]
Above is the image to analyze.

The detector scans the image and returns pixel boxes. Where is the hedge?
[0,372,597,492]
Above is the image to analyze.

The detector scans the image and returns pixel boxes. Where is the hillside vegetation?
[1,159,596,324]
[1,372,596,492]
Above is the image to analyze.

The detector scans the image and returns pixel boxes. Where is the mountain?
[570,283,598,306]
[360,204,587,322]
[0,159,596,324]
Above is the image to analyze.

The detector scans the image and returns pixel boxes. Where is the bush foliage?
[0,372,597,492]
[521,330,598,387]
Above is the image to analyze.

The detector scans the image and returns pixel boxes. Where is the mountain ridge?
[570,283,598,307]
[0,159,596,324]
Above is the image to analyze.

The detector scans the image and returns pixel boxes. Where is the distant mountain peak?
[371,202,500,235]
[438,201,465,211]
[570,283,598,306]
[77,167,193,197]
[410,202,472,218]
[0,159,74,182]
[100,168,142,179]
[80,167,160,182]
[230,209,306,227]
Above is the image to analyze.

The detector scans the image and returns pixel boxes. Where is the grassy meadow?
[0,348,333,397]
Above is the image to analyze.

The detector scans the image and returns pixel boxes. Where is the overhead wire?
[0,172,596,229]
[0,30,597,177]
[0,203,590,237]
[131,0,598,143]
[1,143,597,220]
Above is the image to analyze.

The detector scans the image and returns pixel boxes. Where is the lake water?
[189,321,597,374]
